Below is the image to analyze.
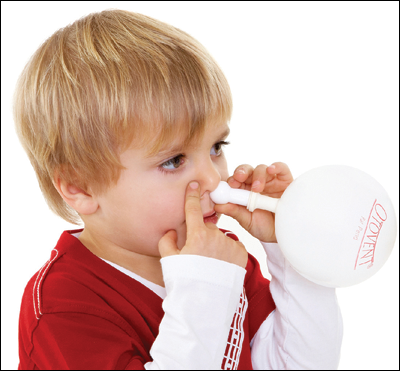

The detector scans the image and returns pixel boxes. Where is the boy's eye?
[160,155,185,170]
[158,140,230,173]
[211,141,230,156]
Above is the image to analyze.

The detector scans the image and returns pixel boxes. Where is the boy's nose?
[197,161,221,200]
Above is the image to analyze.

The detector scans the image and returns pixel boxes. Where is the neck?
[78,228,165,287]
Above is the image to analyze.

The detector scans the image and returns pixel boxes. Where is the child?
[15,9,343,369]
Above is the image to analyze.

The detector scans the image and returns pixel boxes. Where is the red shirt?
[18,229,275,369]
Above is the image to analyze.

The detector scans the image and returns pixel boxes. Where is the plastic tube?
[210,181,279,213]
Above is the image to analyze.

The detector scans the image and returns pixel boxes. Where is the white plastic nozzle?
[210,181,279,213]
[210,181,250,206]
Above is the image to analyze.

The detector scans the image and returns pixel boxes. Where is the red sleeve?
[28,312,146,370]
[244,254,276,341]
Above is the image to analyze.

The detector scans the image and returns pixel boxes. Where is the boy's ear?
[53,172,98,215]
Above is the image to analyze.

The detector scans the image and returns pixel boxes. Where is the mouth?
[203,211,219,224]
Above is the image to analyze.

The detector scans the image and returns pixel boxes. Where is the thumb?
[158,230,179,258]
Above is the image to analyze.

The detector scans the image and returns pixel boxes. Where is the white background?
[1,1,399,369]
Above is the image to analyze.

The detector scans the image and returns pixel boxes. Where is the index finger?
[227,164,255,189]
[184,181,205,230]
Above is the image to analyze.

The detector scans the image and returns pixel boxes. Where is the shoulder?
[20,229,163,320]
[20,230,121,320]
[20,246,107,322]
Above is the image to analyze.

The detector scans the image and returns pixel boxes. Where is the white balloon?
[211,165,397,287]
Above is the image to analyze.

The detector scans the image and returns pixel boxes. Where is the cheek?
[147,189,185,224]
[146,188,188,249]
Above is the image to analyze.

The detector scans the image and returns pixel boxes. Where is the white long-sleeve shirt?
[251,241,343,369]
[104,233,343,369]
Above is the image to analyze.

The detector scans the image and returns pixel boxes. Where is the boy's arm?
[145,181,248,369]
[215,163,343,369]
[250,242,343,370]
[145,254,246,370]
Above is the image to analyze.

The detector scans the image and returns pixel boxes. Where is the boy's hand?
[159,182,248,269]
[214,162,293,243]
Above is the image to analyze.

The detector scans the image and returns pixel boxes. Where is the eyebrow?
[152,127,231,160]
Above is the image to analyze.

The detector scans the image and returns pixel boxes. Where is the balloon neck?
[247,192,279,213]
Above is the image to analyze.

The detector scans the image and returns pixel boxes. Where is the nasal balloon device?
[210,165,397,287]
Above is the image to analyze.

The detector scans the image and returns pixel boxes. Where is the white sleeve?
[250,242,343,370]
[145,254,246,370]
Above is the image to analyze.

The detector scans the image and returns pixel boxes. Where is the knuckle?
[185,203,200,214]
[204,222,218,229]
[191,228,207,243]
[186,193,200,202]
[236,240,247,250]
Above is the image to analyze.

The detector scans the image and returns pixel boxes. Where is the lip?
[184,211,218,225]
[203,210,216,218]
[203,211,219,225]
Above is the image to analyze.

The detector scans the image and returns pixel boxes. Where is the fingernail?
[236,169,245,174]
[189,181,199,189]
[252,180,261,190]
[269,165,276,171]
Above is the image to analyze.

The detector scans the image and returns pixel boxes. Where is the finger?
[158,230,179,258]
[231,164,254,184]
[250,164,268,192]
[227,164,254,189]
[214,203,253,231]
[227,177,245,189]
[184,181,204,231]
[268,162,293,181]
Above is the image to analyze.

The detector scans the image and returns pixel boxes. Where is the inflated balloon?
[210,165,397,287]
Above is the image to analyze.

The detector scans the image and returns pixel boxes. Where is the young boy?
[15,9,343,369]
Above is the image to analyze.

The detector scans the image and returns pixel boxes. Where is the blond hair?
[13,9,232,224]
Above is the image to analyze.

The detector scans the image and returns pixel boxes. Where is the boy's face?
[88,121,230,257]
